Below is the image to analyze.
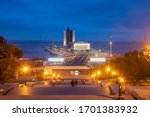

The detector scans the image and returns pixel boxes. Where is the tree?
[111,50,150,83]
[0,36,23,83]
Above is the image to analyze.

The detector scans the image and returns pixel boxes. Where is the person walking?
[71,80,74,87]
[75,79,78,87]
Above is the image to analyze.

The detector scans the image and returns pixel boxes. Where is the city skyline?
[0,0,150,41]
[0,0,150,101]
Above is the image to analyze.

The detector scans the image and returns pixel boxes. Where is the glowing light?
[106,67,111,72]
[97,71,101,75]
[119,77,124,83]
[120,78,124,82]
[53,73,56,77]
[44,71,48,75]
[112,71,116,75]
[22,66,29,72]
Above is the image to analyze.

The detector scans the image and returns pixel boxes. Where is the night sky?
[0,0,150,41]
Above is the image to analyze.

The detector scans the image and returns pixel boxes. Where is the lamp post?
[52,73,56,80]
[112,71,116,76]
[91,74,94,79]
[44,71,48,80]
[97,71,101,85]
[106,67,110,82]
[57,75,60,79]
[44,71,48,75]
[23,66,28,85]
[97,71,101,80]
[118,77,124,99]
[112,71,117,82]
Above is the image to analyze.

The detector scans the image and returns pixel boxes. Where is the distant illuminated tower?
[109,35,112,55]
[63,27,75,47]
[143,31,150,57]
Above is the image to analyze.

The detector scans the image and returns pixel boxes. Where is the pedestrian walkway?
[0,81,112,100]
[0,95,112,100]
[0,83,17,95]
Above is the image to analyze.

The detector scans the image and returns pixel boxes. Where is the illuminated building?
[63,27,75,47]
[48,57,64,65]
[143,44,150,57]
[90,57,106,63]
[73,42,90,51]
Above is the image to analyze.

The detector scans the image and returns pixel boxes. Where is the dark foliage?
[0,36,23,83]
[111,50,150,83]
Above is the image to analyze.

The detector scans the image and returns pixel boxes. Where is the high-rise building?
[63,27,75,47]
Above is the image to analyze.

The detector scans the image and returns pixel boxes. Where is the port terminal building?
[73,42,90,51]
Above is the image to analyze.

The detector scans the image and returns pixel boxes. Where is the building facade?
[143,44,150,56]
[73,42,90,51]
[63,27,75,47]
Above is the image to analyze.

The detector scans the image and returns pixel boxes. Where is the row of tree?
[0,37,23,83]
[110,50,150,83]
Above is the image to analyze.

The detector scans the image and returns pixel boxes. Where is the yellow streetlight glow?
[119,77,124,83]
[23,66,28,72]
[112,71,116,75]
[57,75,60,78]
[22,66,29,86]
[44,71,48,75]
[106,67,111,72]
[53,73,56,77]
[120,78,124,82]
[97,71,101,75]
[94,74,96,77]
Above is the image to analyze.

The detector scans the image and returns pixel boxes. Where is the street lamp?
[44,71,48,75]
[118,77,124,99]
[112,71,117,80]
[52,73,56,80]
[97,71,101,80]
[97,71,101,75]
[94,73,96,79]
[22,66,29,85]
[120,78,124,83]
[106,67,111,82]
[57,75,60,79]
[106,67,110,72]
[44,71,49,80]
[112,71,116,76]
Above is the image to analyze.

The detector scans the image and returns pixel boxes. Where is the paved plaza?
[0,81,112,100]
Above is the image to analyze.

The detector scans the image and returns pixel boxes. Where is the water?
[91,41,143,55]
[10,40,143,58]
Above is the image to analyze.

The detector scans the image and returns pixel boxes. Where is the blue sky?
[0,0,150,41]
